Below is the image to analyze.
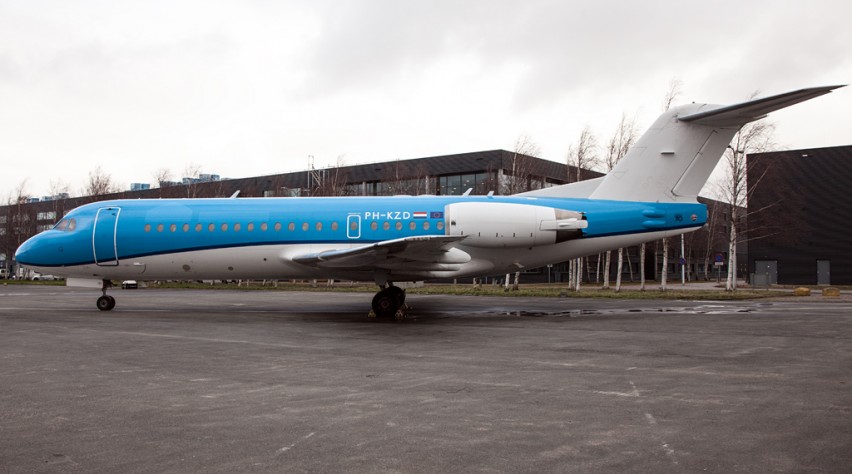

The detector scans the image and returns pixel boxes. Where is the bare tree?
[656,78,683,291]
[47,179,71,223]
[182,163,202,198]
[502,135,542,290]
[84,165,119,197]
[2,180,35,278]
[717,111,776,291]
[503,135,541,195]
[566,126,599,290]
[154,168,173,188]
[604,114,638,291]
[661,78,684,113]
[566,125,599,183]
[312,155,350,196]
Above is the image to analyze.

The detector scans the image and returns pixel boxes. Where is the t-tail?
[522,85,845,202]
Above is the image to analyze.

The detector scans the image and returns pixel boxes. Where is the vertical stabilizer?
[586,86,843,203]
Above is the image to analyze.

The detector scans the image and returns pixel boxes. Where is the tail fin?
[590,85,844,202]
[525,86,843,202]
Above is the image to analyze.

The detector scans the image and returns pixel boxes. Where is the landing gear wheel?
[387,285,406,306]
[371,289,400,318]
[96,295,116,311]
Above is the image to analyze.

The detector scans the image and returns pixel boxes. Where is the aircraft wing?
[291,235,470,271]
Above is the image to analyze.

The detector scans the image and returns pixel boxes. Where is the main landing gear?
[96,279,116,311]
[369,284,408,320]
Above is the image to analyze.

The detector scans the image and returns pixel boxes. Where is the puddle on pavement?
[504,305,757,318]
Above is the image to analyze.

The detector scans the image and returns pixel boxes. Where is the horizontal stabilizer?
[678,85,845,127]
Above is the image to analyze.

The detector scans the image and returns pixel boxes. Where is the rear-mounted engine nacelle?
[445,202,586,248]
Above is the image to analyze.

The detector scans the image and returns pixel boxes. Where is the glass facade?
[438,172,494,195]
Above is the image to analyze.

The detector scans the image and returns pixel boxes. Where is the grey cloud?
[301,0,851,111]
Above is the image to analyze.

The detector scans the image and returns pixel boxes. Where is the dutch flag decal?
[413,211,428,219]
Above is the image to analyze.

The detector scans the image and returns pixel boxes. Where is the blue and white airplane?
[15,86,842,317]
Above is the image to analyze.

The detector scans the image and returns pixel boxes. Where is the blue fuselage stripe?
[16,196,707,267]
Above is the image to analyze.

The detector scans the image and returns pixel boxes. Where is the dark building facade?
[747,145,852,285]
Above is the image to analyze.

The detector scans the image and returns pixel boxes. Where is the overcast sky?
[1,0,850,198]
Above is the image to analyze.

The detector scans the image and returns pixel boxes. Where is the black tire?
[371,290,399,318]
[97,295,115,311]
[387,285,406,306]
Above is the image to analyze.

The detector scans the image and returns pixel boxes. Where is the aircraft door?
[347,213,361,239]
[93,207,121,266]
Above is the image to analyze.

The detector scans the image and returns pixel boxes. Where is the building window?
[37,211,57,221]
[438,172,494,195]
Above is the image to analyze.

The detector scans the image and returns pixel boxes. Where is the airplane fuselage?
[16,195,705,283]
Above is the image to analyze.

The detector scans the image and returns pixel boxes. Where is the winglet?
[678,85,845,127]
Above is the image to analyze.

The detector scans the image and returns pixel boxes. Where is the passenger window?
[247,223,254,232]
[274,222,282,231]
[234,223,241,232]
[315,222,322,231]
[331,222,339,231]
[409,222,416,230]
[169,224,177,232]
[195,223,202,232]
[395,222,402,231]
[144,223,151,233]
[157,224,164,232]
[288,223,295,231]
[221,223,229,232]
[261,223,268,231]
[301,222,309,231]
[182,223,189,232]
[437,221,445,230]
[423,221,430,230]
[370,222,378,231]
[382,222,390,230]
[208,223,215,232]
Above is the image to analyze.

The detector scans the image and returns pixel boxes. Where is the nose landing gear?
[96,279,116,311]
[369,284,408,320]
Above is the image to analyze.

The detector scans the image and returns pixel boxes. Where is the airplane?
[14,85,843,318]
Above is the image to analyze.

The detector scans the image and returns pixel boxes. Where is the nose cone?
[15,234,46,266]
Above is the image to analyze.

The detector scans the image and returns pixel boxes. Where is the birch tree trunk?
[615,248,624,292]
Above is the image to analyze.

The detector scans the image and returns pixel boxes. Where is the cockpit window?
[53,218,76,232]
